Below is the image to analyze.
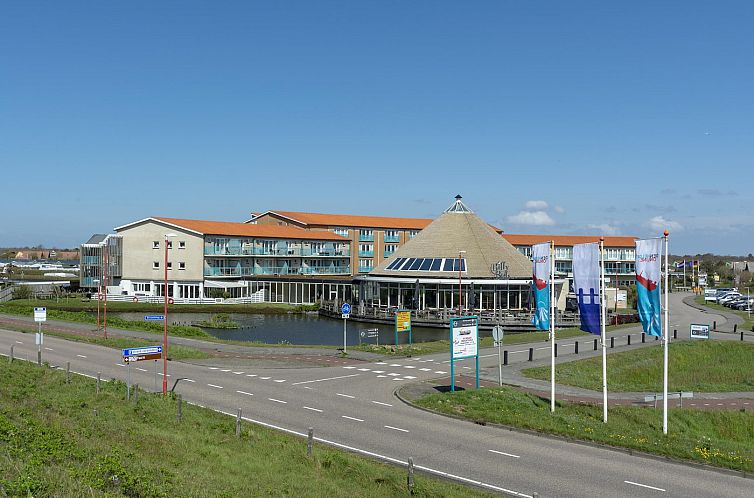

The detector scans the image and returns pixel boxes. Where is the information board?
[450,316,478,359]
[690,324,710,340]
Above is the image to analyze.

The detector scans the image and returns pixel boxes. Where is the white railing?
[104,289,265,305]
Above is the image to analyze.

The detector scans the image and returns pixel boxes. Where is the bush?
[12,285,32,300]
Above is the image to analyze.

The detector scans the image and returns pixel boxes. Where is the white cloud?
[647,216,683,232]
[507,210,555,226]
[524,200,549,210]
[587,223,621,236]
[554,205,565,214]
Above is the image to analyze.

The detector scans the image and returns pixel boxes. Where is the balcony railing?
[384,250,395,257]
[358,234,374,242]
[358,266,373,273]
[204,266,351,277]
[384,235,400,243]
[205,247,350,257]
[82,256,100,264]
[358,250,374,257]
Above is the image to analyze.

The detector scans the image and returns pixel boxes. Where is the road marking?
[375,362,387,365]
[462,366,471,370]
[343,366,357,369]
[745,402,750,405]
[273,379,286,383]
[233,371,244,375]
[434,371,446,374]
[236,390,254,396]
[246,374,257,377]
[341,415,364,422]
[269,398,287,404]
[419,368,431,371]
[184,379,196,383]
[387,373,400,376]
[404,375,417,379]
[302,386,313,390]
[292,373,360,386]
[115,363,125,367]
[208,367,218,370]
[392,378,404,381]
[44,347,54,351]
[208,384,223,389]
[479,354,496,358]
[158,373,170,377]
[373,370,385,374]
[77,354,87,358]
[336,393,355,399]
[371,400,392,407]
[377,375,387,378]
[624,481,666,492]
[384,425,409,433]
[303,406,323,413]
[136,367,147,372]
[220,369,231,372]
[15,341,23,344]
[357,368,371,371]
[260,376,271,380]
[404,365,416,369]
[535,347,549,351]
[389,363,401,367]
[489,449,521,459]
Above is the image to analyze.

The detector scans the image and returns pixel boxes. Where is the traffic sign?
[34,307,46,322]
[144,315,165,321]
[341,313,350,319]
[122,346,163,362]
[341,303,351,314]
[492,325,504,343]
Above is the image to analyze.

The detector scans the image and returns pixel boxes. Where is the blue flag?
[531,243,550,330]
[573,243,601,335]
[636,238,662,337]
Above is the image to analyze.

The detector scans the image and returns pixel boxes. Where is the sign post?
[341,303,351,353]
[449,316,479,392]
[395,310,412,346]
[34,307,46,366]
[492,325,504,386]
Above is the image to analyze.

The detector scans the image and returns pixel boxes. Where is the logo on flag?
[636,238,662,337]
[573,243,601,335]
[531,243,550,330]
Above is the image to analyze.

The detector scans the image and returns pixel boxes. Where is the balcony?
[204,265,351,277]
[358,265,373,273]
[384,250,395,258]
[358,250,374,258]
[358,234,374,242]
[301,248,351,257]
[384,235,400,243]
[82,256,100,264]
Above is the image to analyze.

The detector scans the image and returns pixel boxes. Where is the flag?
[635,238,662,337]
[573,243,601,334]
[531,242,550,330]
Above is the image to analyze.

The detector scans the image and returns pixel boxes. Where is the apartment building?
[80,234,122,290]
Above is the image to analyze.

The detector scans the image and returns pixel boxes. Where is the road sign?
[341,313,350,319]
[690,324,710,340]
[35,333,44,345]
[122,346,163,362]
[34,307,46,322]
[366,328,379,338]
[144,315,165,321]
[341,303,351,314]
[492,325,504,343]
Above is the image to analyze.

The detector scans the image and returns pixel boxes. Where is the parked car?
[718,293,741,305]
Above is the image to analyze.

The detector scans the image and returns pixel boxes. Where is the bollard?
[528,347,534,361]
[734,324,737,334]
[66,362,71,384]
[236,409,242,437]
[575,341,579,354]
[38,350,42,367]
[177,394,183,422]
[642,332,646,343]
[627,335,631,346]
[655,335,659,341]
[407,457,415,494]
[673,329,677,340]
[610,336,615,348]
[594,338,598,351]
[307,427,314,457]
[9,345,13,363]
[713,320,716,330]
[503,350,508,365]
[97,372,101,394]
[554,343,558,358]
[742,329,745,341]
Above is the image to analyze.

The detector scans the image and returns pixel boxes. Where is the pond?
[111,312,456,346]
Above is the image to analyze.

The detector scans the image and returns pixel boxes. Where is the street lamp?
[163,233,177,395]
[458,250,466,315]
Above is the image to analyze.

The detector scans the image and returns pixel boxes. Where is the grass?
[0,360,491,497]
[416,387,754,473]
[693,296,754,331]
[521,341,754,392]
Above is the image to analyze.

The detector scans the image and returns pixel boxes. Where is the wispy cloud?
[507,210,555,226]
[647,216,683,232]
[587,223,622,236]
[645,204,677,213]
[524,200,549,210]
[554,205,565,214]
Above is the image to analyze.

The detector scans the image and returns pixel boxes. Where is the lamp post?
[103,242,108,339]
[163,233,176,395]
[458,250,466,315]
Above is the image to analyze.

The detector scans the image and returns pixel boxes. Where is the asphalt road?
[2,293,752,497]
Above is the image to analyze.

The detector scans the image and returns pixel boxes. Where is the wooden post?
[307,427,314,457]
[236,409,242,437]
[96,372,101,394]
[66,361,71,383]
[407,457,414,494]
[9,345,13,363]
[177,394,183,422]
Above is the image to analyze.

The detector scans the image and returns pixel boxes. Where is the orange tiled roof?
[263,211,433,230]
[153,217,347,241]
[502,234,637,248]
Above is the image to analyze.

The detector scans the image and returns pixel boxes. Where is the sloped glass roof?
[444,195,473,213]
[385,257,466,272]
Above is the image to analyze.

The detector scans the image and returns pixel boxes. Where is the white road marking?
[434,371,446,374]
[303,406,323,413]
[302,386,313,390]
[233,371,244,375]
[373,370,385,374]
[387,373,400,376]
[480,354,496,358]
[384,425,409,433]
[341,415,364,422]
[371,401,392,407]
[116,363,125,367]
[44,347,54,351]
[392,378,404,381]
[624,481,666,492]
[292,373,360,386]
[377,375,387,378]
[419,368,431,371]
[77,354,87,358]
[403,365,416,369]
[259,376,270,380]
[15,341,23,344]
[343,366,357,369]
[208,367,218,370]
[268,398,287,404]
[489,449,521,459]
[273,379,286,383]
[184,379,196,383]
[535,347,549,351]
[236,390,254,396]
[158,373,170,377]
[375,362,387,365]
[462,366,471,370]
[136,367,147,372]
[389,363,401,367]
[336,393,355,399]
[208,384,223,389]
[246,374,257,377]
[357,368,371,371]
[220,369,231,372]
[404,375,417,379]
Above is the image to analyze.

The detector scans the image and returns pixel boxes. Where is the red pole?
[458,252,462,315]
[96,279,101,330]
[103,246,108,339]
[163,235,169,395]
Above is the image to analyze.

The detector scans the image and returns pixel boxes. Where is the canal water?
[112,312,458,346]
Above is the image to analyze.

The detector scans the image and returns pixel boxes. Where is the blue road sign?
[341,303,351,314]
[144,315,165,321]
[122,346,163,357]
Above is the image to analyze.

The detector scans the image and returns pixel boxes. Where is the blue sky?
[2,1,752,255]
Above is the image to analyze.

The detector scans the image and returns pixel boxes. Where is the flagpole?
[663,230,670,435]
[550,240,555,413]
[600,238,608,423]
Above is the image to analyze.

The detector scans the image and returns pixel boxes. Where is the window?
[555,247,573,259]
[517,246,532,258]
[167,262,173,270]
[179,262,186,270]
[179,241,186,249]
[153,241,160,249]
[133,282,151,292]
[167,241,173,249]
[359,229,374,241]
[408,230,419,239]
[333,227,349,237]
[153,261,160,269]
[384,244,398,256]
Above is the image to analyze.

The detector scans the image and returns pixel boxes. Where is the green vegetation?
[522,341,754,392]
[0,361,490,497]
[3,298,314,314]
[416,387,754,473]
[195,313,240,329]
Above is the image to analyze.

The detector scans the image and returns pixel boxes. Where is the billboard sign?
[450,316,478,359]
[690,324,710,340]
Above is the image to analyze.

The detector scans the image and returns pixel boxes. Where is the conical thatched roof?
[370,196,531,279]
